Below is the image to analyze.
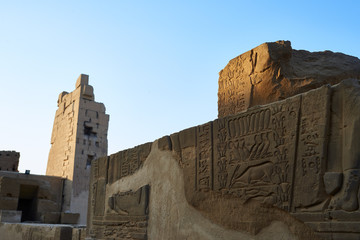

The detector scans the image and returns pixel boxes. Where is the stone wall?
[87,80,360,239]
[46,74,109,224]
[218,41,360,117]
[0,171,64,223]
[0,222,86,240]
[0,151,19,172]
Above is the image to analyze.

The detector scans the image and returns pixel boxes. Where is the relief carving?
[88,143,151,239]
[196,123,213,191]
[107,185,149,216]
[214,96,300,211]
[293,86,330,209]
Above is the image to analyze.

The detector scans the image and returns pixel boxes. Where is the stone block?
[76,74,89,88]
[0,222,73,240]
[37,199,59,213]
[291,212,327,222]
[72,226,87,240]
[306,221,360,233]
[158,136,172,151]
[57,91,68,105]
[170,133,180,156]
[130,232,147,240]
[323,172,343,195]
[0,210,21,223]
[107,185,150,216]
[61,212,79,224]
[0,177,19,198]
[218,40,360,117]
[317,232,360,240]
[41,212,61,224]
[179,126,196,148]
[0,197,18,210]
[82,85,94,100]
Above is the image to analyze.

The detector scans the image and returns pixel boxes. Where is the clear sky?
[1,1,359,175]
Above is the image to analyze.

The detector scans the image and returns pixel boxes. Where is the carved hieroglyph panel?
[107,144,151,185]
[293,86,330,208]
[196,123,213,191]
[218,57,251,118]
[214,96,301,211]
[88,143,151,239]
[108,186,150,216]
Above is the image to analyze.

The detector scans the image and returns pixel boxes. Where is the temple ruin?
[87,41,360,240]
[46,74,109,225]
[2,41,360,239]
[0,74,109,239]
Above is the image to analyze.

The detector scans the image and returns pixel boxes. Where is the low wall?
[0,222,86,240]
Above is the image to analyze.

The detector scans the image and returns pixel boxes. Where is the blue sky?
[1,1,359,174]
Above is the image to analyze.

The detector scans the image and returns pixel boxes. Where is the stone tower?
[46,74,109,224]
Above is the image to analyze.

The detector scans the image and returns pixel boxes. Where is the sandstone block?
[37,199,59,213]
[0,223,73,240]
[158,136,172,151]
[0,197,18,210]
[40,212,61,224]
[0,210,21,223]
[76,74,89,88]
[323,172,343,195]
[61,212,79,224]
[218,40,360,117]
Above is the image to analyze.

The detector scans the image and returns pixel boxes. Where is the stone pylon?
[46,74,109,225]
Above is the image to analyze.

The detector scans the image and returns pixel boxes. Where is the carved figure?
[230,162,274,188]
[327,80,360,211]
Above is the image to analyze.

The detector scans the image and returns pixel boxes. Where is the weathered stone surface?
[99,141,313,240]
[157,136,172,151]
[0,210,21,223]
[0,222,73,240]
[72,226,87,240]
[46,74,109,224]
[61,213,80,224]
[0,151,19,172]
[323,172,343,195]
[87,143,151,240]
[86,38,360,240]
[293,85,330,208]
[87,80,360,239]
[41,212,61,224]
[0,171,64,223]
[218,40,360,117]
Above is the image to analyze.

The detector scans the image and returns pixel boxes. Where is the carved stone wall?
[87,143,151,240]
[46,74,109,225]
[218,41,360,117]
[87,79,360,239]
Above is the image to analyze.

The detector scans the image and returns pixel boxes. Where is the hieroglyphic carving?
[87,144,151,239]
[196,123,213,191]
[214,96,301,210]
[120,149,140,178]
[88,156,108,218]
[107,143,151,184]
[215,118,228,189]
[270,99,300,211]
[91,159,99,209]
[108,186,149,216]
[218,57,249,117]
[293,86,330,208]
